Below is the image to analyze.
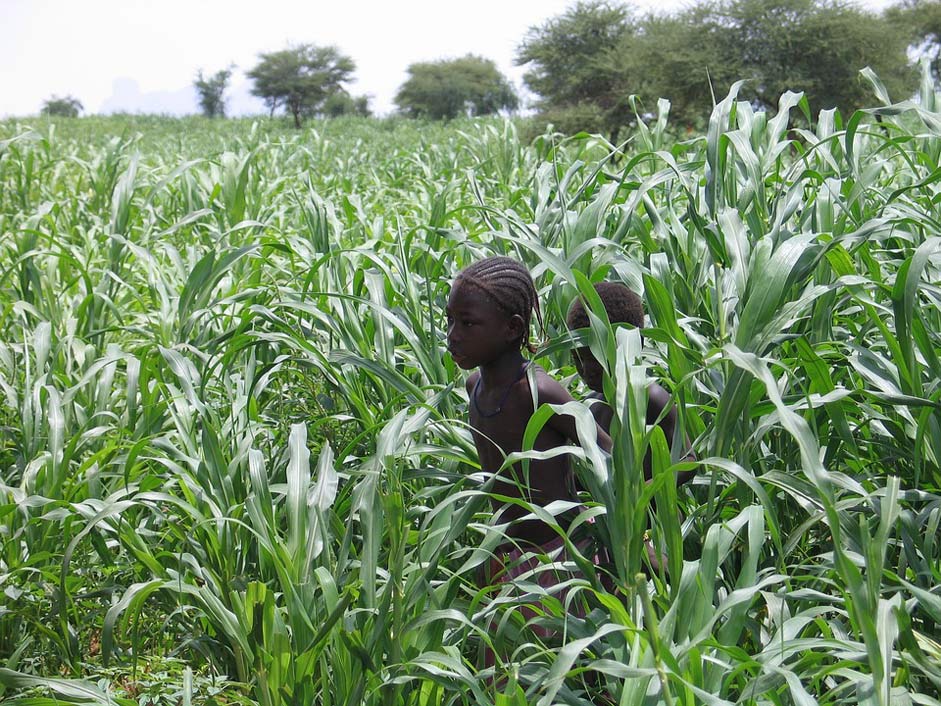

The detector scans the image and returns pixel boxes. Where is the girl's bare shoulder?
[465,370,480,395]
[528,364,575,405]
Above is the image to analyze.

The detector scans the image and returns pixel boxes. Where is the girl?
[445,255,611,578]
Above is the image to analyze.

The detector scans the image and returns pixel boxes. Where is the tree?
[194,67,233,118]
[711,0,914,114]
[395,55,518,120]
[633,0,915,123]
[41,95,82,117]
[247,44,356,128]
[887,0,941,85]
[621,7,741,128]
[519,0,915,135]
[515,1,636,139]
[323,92,371,118]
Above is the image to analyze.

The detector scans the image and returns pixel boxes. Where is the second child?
[566,281,696,489]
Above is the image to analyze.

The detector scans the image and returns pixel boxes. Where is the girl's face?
[446,279,520,369]
[572,347,604,392]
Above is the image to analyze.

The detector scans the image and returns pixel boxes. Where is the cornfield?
[1,67,939,705]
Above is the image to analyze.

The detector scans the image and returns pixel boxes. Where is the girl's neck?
[478,349,528,389]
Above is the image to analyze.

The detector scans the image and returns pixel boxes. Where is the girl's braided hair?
[455,256,544,353]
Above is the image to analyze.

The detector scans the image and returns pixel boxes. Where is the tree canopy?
[711,0,913,113]
[395,55,518,120]
[41,95,82,118]
[247,44,356,127]
[324,92,371,118]
[887,0,941,85]
[194,67,233,118]
[516,1,635,138]
[517,0,917,134]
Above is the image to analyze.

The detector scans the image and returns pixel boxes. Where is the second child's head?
[446,256,541,370]
[566,281,644,392]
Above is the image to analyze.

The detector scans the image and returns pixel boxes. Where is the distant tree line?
[41,0,939,130]
[228,0,939,129]
[518,0,935,137]
[239,47,517,126]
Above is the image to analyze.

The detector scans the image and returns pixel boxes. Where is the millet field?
[1,69,940,705]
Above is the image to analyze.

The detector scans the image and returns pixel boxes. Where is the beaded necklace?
[472,362,531,418]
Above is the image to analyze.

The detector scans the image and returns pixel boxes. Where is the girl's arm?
[647,383,696,486]
[534,372,613,453]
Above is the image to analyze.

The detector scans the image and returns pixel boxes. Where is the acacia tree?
[712,0,914,113]
[194,67,233,118]
[887,0,941,85]
[395,55,518,120]
[617,6,741,128]
[248,44,356,127]
[515,1,636,139]
[323,92,371,117]
[519,0,914,135]
[625,0,913,125]
[41,95,82,117]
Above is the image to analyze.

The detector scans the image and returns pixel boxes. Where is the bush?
[40,95,82,117]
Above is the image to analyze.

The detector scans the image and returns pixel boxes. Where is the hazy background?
[0,0,899,118]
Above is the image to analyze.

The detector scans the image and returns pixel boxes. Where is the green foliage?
[516,1,635,139]
[627,0,916,124]
[1,74,941,704]
[887,0,941,85]
[39,95,82,118]
[395,54,518,120]
[323,92,371,118]
[194,66,233,118]
[708,0,915,115]
[519,0,916,131]
[616,5,735,130]
[247,44,355,127]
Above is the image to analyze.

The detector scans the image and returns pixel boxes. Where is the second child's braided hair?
[455,256,544,353]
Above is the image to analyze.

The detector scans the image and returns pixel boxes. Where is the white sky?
[0,0,901,118]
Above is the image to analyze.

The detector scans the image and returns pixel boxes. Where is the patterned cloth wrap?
[485,532,600,639]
